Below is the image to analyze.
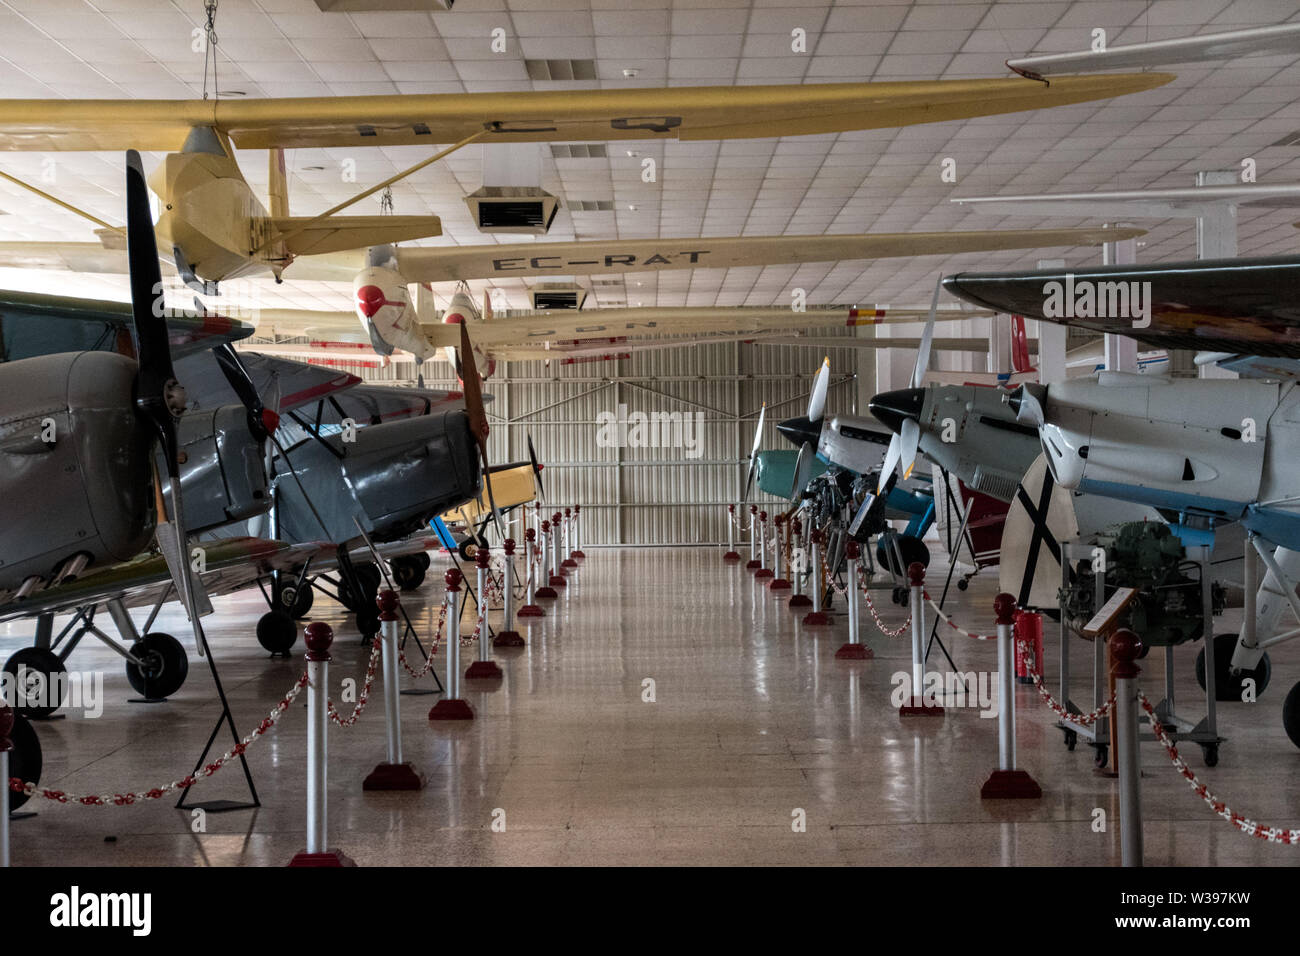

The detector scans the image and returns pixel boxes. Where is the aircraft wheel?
[877,536,930,576]
[891,587,907,606]
[256,611,298,655]
[457,538,477,561]
[414,552,431,571]
[957,578,969,592]
[354,562,381,594]
[1200,742,1220,768]
[3,647,68,720]
[1283,682,1300,750]
[276,581,313,619]
[124,633,189,701]
[1195,633,1270,701]
[1093,743,1108,770]
[392,557,425,592]
[7,712,42,811]
[1063,728,1077,751]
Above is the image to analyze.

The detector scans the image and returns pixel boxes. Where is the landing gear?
[256,611,298,655]
[1200,742,1220,767]
[1195,633,1271,701]
[1062,728,1078,751]
[956,578,969,592]
[124,632,189,700]
[1283,682,1300,750]
[391,556,426,591]
[275,580,314,619]
[457,538,478,561]
[340,561,381,638]
[891,586,907,606]
[3,647,68,720]
[8,712,41,811]
[877,535,930,575]
[1093,743,1109,770]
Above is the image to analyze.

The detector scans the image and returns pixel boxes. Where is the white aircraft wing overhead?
[0,242,364,283]
[953,184,1300,220]
[1007,24,1300,76]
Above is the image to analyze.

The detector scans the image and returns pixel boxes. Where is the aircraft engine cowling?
[354,266,425,360]
[441,290,496,380]
[0,351,153,592]
[161,404,271,534]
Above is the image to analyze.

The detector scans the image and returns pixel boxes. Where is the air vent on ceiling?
[1269,131,1300,147]
[313,1,452,11]
[526,59,597,82]
[568,199,614,212]
[550,144,607,159]
[464,186,559,235]
[530,282,588,310]
[591,277,623,288]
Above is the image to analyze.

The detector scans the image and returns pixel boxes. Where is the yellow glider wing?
[270,214,442,257]
[393,226,1145,283]
[0,75,1172,151]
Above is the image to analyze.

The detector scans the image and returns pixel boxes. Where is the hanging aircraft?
[944,253,1300,747]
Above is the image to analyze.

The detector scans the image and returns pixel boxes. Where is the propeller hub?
[776,415,821,449]
[867,387,926,435]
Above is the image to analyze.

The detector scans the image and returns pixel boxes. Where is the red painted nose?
[356,285,387,319]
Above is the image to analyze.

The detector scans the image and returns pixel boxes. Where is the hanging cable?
[202,0,220,101]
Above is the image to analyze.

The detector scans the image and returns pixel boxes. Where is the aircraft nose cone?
[777,415,821,449]
[868,387,926,435]
[356,285,386,318]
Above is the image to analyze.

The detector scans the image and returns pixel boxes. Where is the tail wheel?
[1283,682,1300,750]
[256,611,298,655]
[1195,633,1271,701]
[457,539,477,561]
[124,633,189,700]
[7,712,42,811]
[3,647,68,720]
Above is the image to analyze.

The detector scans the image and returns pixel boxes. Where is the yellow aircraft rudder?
[268,147,289,219]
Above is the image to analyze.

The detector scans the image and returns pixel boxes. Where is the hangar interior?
[0,0,1299,883]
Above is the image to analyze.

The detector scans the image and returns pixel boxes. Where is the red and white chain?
[397,602,447,679]
[327,639,381,727]
[1022,646,1114,726]
[1138,690,1298,844]
[859,580,911,638]
[924,592,997,641]
[8,672,310,806]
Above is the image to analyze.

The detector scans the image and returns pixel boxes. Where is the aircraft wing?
[332,382,468,424]
[943,255,1300,359]
[0,75,1171,152]
[0,242,364,282]
[394,227,1145,283]
[271,215,442,257]
[0,537,330,624]
[175,349,361,414]
[0,288,254,361]
[952,184,1300,220]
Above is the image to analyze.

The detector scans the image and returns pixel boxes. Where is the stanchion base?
[835,643,873,660]
[769,578,791,591]
[288,849,356,867]
[746,559,762,570]
[429,698,475,720]
[802,610,829,626]
[572,550,586,559]
[466,660,503,680]
[899,699,944,717]
[788,595,812,608]
[493,630,525,647]
[562,558,577,568]
[517,604,544,617]
[754,568,774,579]
[363,762,424,791]
[535,587,558,599]
[723,551,741,562]
[980,769,1042,800]
[548,575,567,588]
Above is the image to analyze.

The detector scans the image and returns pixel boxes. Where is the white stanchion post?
[747,505,760,569]
[802,528,828,624]
[724,503,740,562]
[790,517,811,609]
[466,546,503,679]
[519,529,545,615]
[836,539,871,659]
[289,623,355,866]
[572,504,586,558]
[899,562,941,715]
[549,512,567,588]
[981,593,1041,798]
[1112,629,1145,867]
[755,510,773,579]
[364,590,424,790]
[562,507,577,567]
[429,569,475,720]
[495,538,526,643]
[0,703,11,868]
[770,515,791,590]
[536,521,558,599]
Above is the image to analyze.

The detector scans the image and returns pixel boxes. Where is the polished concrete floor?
[3,545,1299,867]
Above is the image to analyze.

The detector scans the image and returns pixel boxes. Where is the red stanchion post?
[755,510,774,579]
[518,528,545,616]
[980,593,1042,799]
[746,505,761,569]
[899,562,943,716]
[549,513,568,587]
[1112,629,1145,867]
[836,539,872,660]
[494,538,526,645]
[363,590,425,791]
[429,569,475,721]
[789,517,812,608]
[769,514,791,590]
[572,504,586,559]
[802,528,829,625]
[562,507,578,568]
[289,623,356,866]
[466,546,504,681]
[723,503,741,562]
[535,521,558,599]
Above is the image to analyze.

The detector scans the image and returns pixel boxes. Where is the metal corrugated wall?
[328,330,868,546]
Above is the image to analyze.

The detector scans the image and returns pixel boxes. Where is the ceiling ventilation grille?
[551,144,607,159]
[526,59,597,81]
[568,200,614,212]
[313,1,453,11]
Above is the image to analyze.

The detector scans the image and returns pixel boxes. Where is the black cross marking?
[1015,470,1065,608]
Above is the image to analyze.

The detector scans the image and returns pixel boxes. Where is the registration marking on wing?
[491,250,710,273]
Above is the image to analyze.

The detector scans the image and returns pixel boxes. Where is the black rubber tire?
[124,633,189,700]
[457,539,476,561]
[1063,728,1077,752]
[354,562,381,593]
[957,578,969,592]
[415,552,431,571]
[1094,744,1108,770]
[1195,632,1271,701]
[256,611,298,655]
[877,535,930,575]
[8,712,42,811]
[3,647,68,720]
[277,581,314,619]
[1282,682,1300,750]
[1201,743,1220,768]
[392,558,425,592]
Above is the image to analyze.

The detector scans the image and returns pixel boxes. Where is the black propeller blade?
[213,341,279,441]
[527,433,546,503]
